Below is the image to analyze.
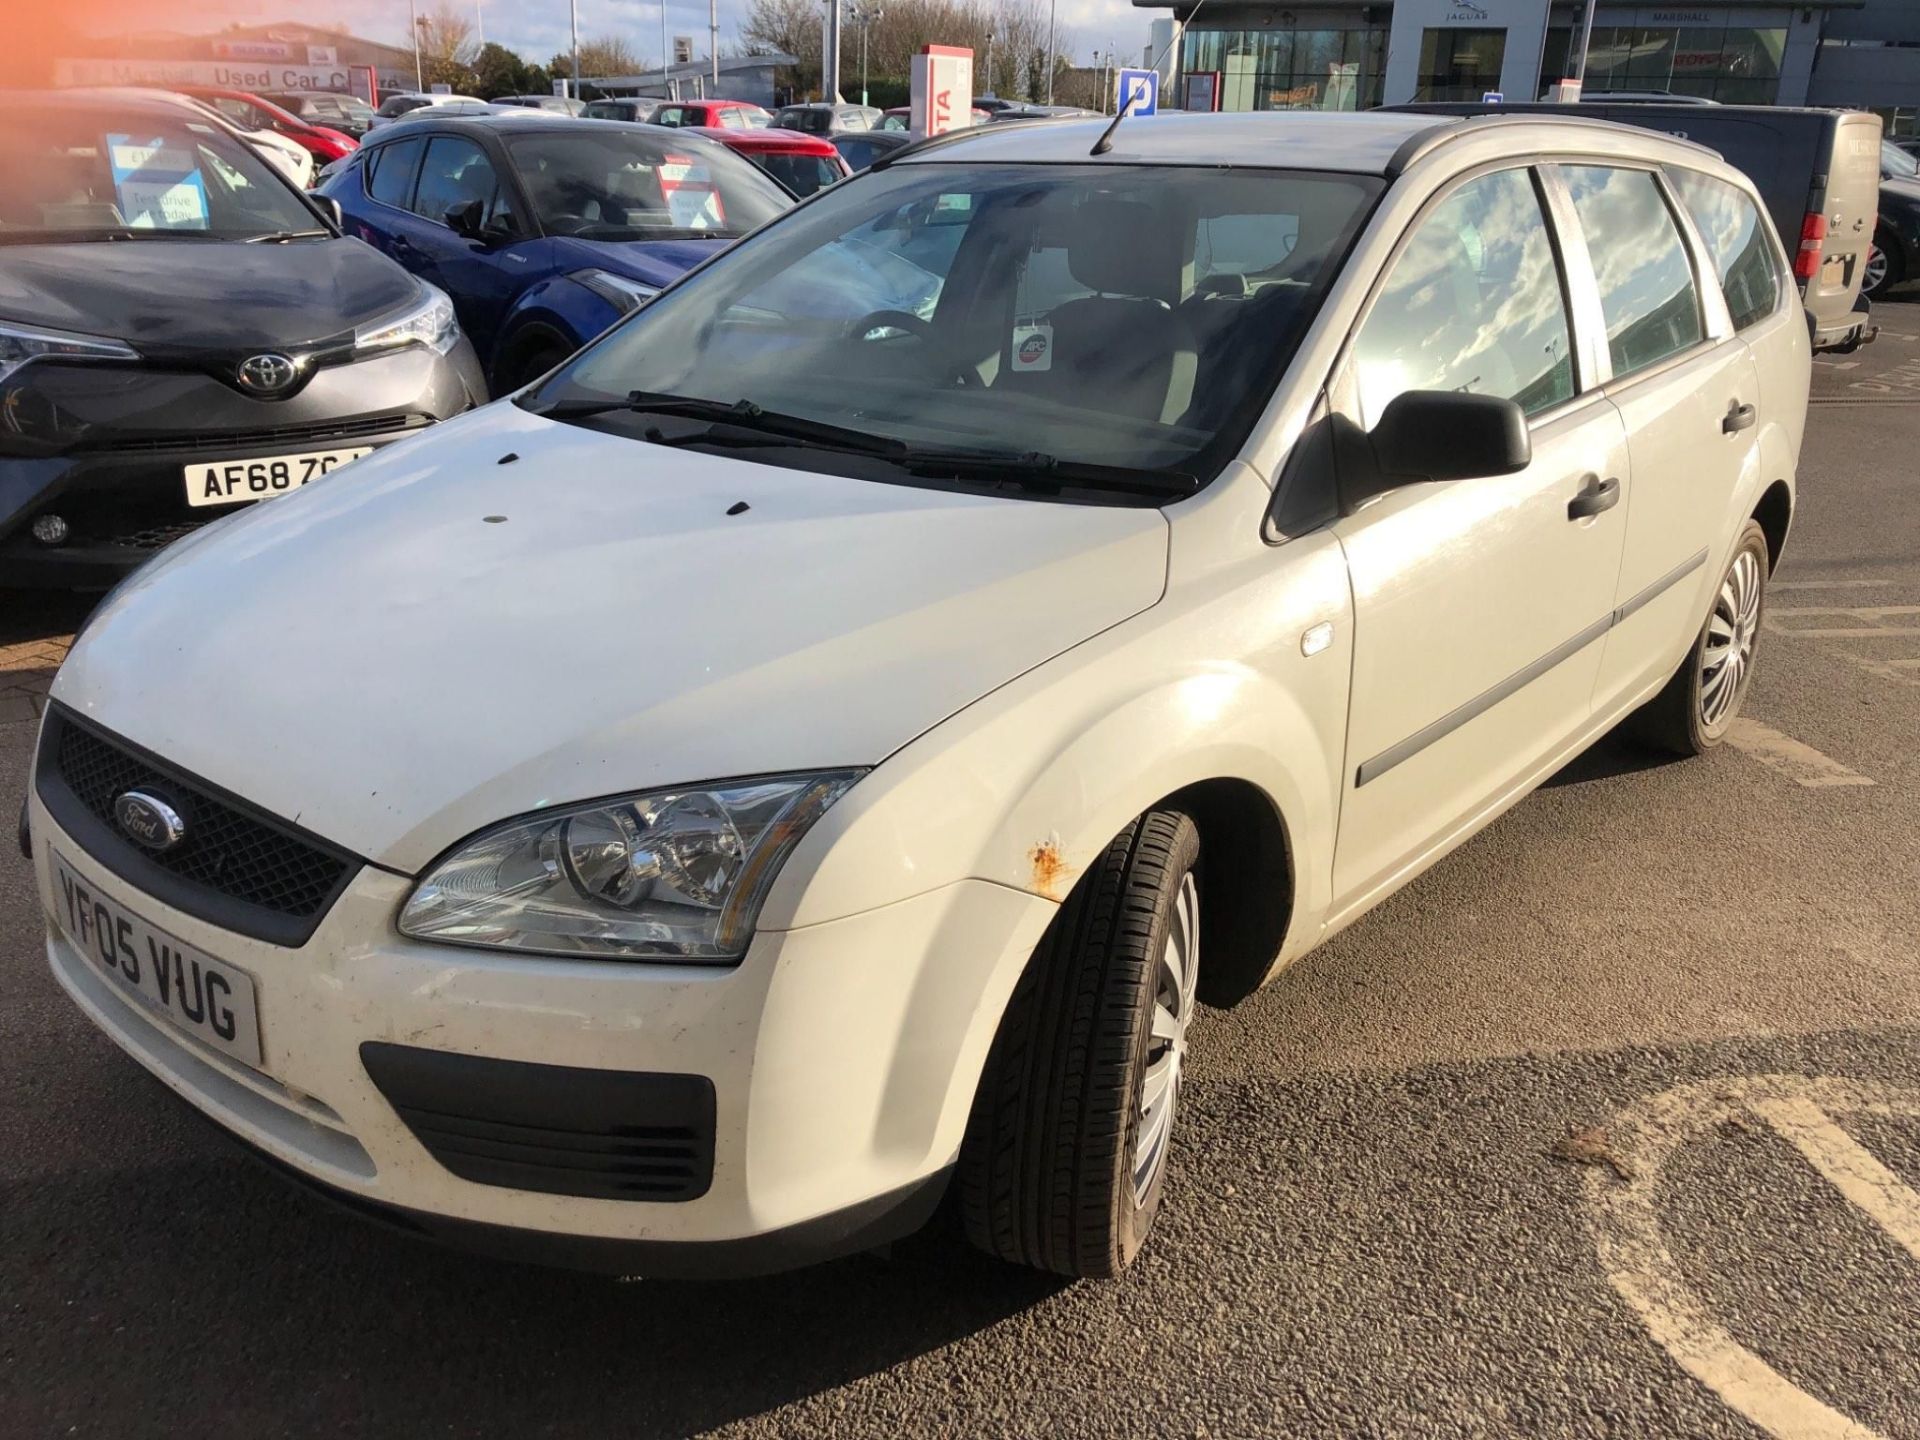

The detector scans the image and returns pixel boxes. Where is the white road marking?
[1771,580,1901,592]
[1813,359,1861,370]
[1747,1097,1920,1264]
[1767,605,1920,638]
[1586,1075,1920,1440]
[1723,719,1875,788]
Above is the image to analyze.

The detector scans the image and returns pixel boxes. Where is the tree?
[470,41,533,99]
[547,34,646,84]
[415,3,480,91]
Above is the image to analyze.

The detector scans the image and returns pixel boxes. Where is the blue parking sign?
[1115,68,1159,118]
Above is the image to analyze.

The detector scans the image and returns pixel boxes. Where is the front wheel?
[1626,520,1769,756]
[958,810,1202,1278]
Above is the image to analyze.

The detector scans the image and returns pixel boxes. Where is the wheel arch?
[1157,776,1295,1008]
[1752,478,1792,573]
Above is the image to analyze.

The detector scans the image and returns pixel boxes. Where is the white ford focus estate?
[28,111,1807,1278]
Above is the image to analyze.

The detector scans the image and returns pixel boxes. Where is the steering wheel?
[845,309,976,387]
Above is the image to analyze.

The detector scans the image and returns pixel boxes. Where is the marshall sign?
[53,56,363,95]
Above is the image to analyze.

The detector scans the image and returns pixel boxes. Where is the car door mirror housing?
[445,199,490,240]
[1368,391,1531,485]
[311,194,342,230]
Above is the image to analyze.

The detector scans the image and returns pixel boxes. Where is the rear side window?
[1352,167,1575,427]
[366,138,423,208]
[1562,165,1704,380]
[1666,168,1783,332]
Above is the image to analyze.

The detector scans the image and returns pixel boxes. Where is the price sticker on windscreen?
[105,133,210,231]
[1011,324,1053,373]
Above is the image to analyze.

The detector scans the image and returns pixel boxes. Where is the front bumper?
[1,342,484,588]
[29,790,1054,1275]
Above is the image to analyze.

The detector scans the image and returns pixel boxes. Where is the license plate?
[51,852,263,1068]
[183,446,372,509]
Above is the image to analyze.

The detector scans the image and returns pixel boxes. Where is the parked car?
[1399,101,1882,353]
[650,99,771,130]
[171,85,359,166]
[1872,139,1920,297]
[698,126,851,196]
[492,95,587,115]
[259,89,378,139]
[31,110,1807,1279]
[584,98,657,123]
[831,129,913,171]
[1553,89,1719,105]
[769,102,882,134]
[0,89,483,588]
[368,92,484,129]
[318,113,789,393]
[159,93,314,188]
[989,104,1091,122]
[877,105,991,132]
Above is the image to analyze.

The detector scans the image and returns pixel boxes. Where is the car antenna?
[1091,0,1213,156]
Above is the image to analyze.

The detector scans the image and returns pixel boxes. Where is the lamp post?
[851,4,882,106]
[570,0,581,101]
[1045,0,1056,103]
[409,0,423,91]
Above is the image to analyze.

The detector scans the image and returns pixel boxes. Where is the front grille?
[108,520,209,552]
[80,412,432,457]
[36,708,360,946]
[361,1044,717,1203]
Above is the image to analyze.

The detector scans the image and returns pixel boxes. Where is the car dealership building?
[1138,0,1920,134]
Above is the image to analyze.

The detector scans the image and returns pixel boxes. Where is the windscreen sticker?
[105,133,210,230]
[1012,324,1054,373]
[658,157,725,230]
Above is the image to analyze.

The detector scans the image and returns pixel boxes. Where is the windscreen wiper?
[243,228,332,243]
[897,446,1200,499]
[530,391,908,458]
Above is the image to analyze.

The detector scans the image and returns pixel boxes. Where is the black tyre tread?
[959,810,1197,1277]
[1626,520,1769,757]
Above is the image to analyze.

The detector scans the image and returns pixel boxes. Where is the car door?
[1555,162,1763,715]
[348,134,425,263]
[397,132,551,365]
[1329,165,1633,908]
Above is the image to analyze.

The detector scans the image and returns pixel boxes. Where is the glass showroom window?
[1540,23,1787,103]
[1181,27,1386,112]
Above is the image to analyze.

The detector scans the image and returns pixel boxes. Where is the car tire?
[1626,520,1770,756]
[493,334,574,398]
[1865,231,1904,297]
[958,808,1202,1278]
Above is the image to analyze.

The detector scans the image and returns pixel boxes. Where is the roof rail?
[1382,110,1721,176]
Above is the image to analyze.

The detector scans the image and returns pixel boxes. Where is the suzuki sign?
[910,44,973,138]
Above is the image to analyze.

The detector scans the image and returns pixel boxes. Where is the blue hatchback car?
[318,115,791,394]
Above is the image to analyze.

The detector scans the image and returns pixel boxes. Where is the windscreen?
[533,161,1381,491]
[753,152,844,198]
[0,106,319,240]
[505,130,790,239]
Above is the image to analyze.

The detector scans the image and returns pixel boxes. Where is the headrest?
[1065,196,1181,302]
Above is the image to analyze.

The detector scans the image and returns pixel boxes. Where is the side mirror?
[1368,390,1531,484]
[445,198,488,239]
[311,193,342,229]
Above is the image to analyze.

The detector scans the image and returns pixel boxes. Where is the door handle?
[1567,474,1620,521]
[1723,402,1757,434]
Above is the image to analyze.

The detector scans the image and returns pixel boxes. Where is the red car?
[692,127,851,197]
[650,99,771,130]
[171,86,359,164]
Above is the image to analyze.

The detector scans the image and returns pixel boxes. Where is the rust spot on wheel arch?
[1028,839,1070,899]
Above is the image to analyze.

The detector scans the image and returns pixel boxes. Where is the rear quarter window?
[1666,168,1783,332]
[367,138,423,209]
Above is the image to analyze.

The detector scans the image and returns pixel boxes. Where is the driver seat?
[1004,197,1198,426]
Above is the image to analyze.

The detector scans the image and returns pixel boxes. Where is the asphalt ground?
[4,300,1920,1439]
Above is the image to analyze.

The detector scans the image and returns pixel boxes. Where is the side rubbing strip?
[1613,547,1708,627]
[1354,546,1711,788]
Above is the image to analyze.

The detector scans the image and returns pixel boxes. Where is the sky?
[122,0,1157,73]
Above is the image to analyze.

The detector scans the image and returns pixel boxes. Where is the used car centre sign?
[54,56,359,94]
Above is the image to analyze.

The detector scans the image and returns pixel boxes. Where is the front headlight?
[572,268,660,315]
[398,771,864,961]
[0,319,138,386]
[353,282,460,356]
